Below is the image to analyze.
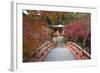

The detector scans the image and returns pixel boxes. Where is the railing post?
[65,42,91,60]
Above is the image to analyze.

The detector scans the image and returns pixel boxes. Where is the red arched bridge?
[24,40,91,62]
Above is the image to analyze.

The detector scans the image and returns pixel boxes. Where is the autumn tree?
[63,13,91,53]
[23,11,51,61]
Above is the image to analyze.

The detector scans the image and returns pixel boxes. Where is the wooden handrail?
[65,42,91,59]
[26,41,54,62]
[82,50,91,59]
[29,41,50,56]
[36,41,50,51]
[67,42,83,50]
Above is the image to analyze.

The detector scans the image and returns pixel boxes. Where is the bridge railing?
[26,41,55,62]
[65,42,91,60]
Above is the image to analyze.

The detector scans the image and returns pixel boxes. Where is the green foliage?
[64,13,78,24]
[45,16,52,25]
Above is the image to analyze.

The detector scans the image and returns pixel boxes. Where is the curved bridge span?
[25,41,90,62]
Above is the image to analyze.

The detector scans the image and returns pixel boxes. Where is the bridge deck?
[44,47,76,61]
